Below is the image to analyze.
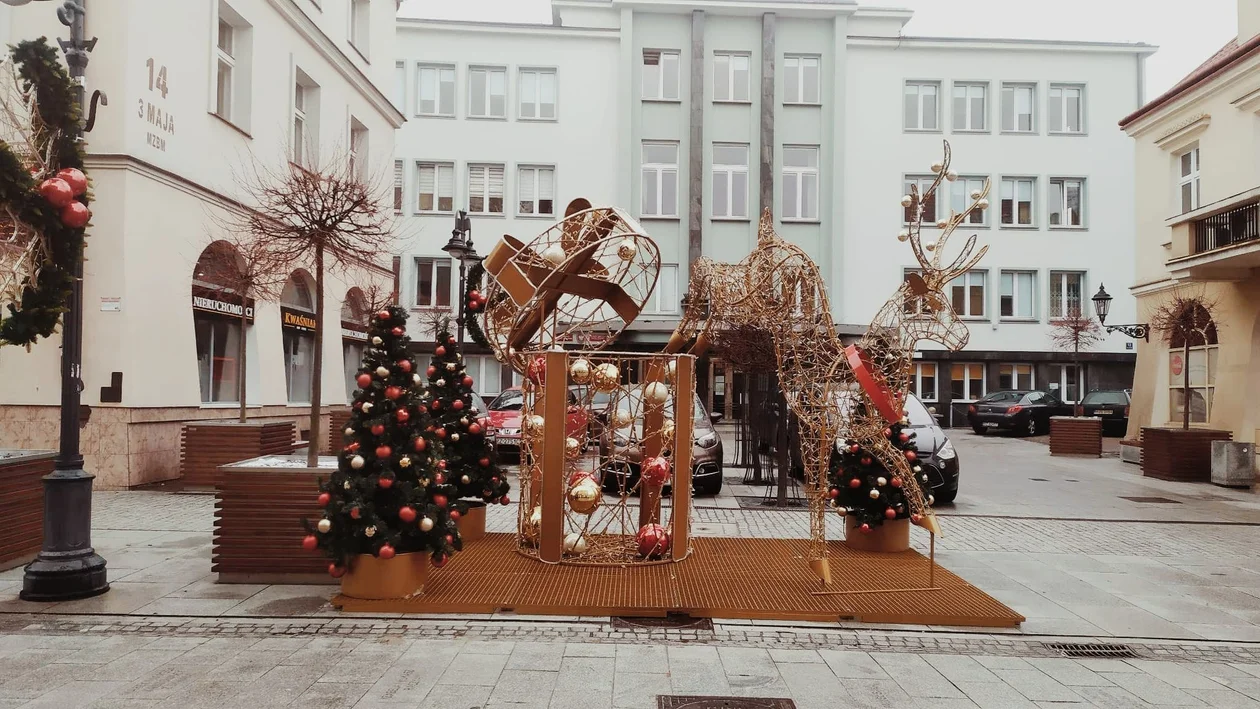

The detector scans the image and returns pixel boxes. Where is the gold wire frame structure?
[516,350,696,565]
[666,141,988,583]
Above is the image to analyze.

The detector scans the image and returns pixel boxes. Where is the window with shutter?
[518,166,555,216]
[417,162,454,213]
[393,160,403,213]
[469,164,505,215]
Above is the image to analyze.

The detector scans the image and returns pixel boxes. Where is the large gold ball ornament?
[563,532,588,556]
[542,244,567,265]
[900,195,913,208]
[617,238,637,261]
[642,381,669,406]
[375,366,390,378]
[925,241,937,252]
[569,358,593,384]
[567,479,601,515]
[593,363,620,392]
[934,218,948,229]
[564,437,582,460]
[317,518,332,533]
[361,402,373,413]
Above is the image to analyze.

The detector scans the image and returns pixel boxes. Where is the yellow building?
[1120,4,1260,444]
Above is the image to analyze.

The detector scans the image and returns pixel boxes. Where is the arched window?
[281,270,318,403]
[1168,304,1219,423]
[341,288,369,399]
[191,242,252,403]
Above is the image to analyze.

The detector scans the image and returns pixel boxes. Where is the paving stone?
[486,669,558,705]
[1124,660,1226,690]
[615,643,668,673]
[437,653,508,686]
[610,672,670,709]
[923,654,1001,683]
[507,642,566,672]
[870,652,964,698]
[818,650,889,679]
[1024,657,1114,687]
[991,668,1081,703]
[953,680,1039,709]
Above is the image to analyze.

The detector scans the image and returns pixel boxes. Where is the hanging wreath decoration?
[0,38,91,347]
[462,261,493,350]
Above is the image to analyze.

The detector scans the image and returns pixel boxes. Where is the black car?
[1080,389,1131,434]
[967,390,1072,436]
[833,394,959,504]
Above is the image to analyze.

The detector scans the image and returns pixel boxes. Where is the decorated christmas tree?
[425,327,511,505]
[826,405,932,530]
[303,307,466,575]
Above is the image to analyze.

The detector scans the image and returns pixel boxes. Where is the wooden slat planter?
[212,455,335,583]
[326,408,353,455]
[0,451,52,571]
[1049,417,1102,457]
[1141,427,1233,482]
[180,421,297,488]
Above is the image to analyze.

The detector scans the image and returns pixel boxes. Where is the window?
[1178,147,1200,213]
[1000,177,1035,226]
[948,271,986,318]
[417,64,455,117]
[416,162,454,213]
[913,362,937,401]
[343,340,365,400]
[902,269,933,316]
[1169,327,1219,424]
[782,146,819,221]
[999,364,1034,390]
[1048,271,1084,319]
[952,83,987,132]
[950,363,986,401]
[465,355,504,398]
[214,3,252,129]
[292,74,320,167]
[712,144,748,219]
[1047,364,1081,404]
[1049,178,1084,227]
[518,165,555,216]
[1001,83,1036,132]
[519,68,557,120]
[281,274,316,404]
[904,81,940,131]
[414,258,452,308]
[469,66,507,118]
[215,20,235,120]
[904,175,939,224]
[713,52,750,102]
[641,142,679,218]
[951,176,987,225]
[642,50,680,101]
[392,160,403,214]
[349,0,369,55]
[467,164,505,215]
[195,317,242,404]
[646,264,679,314]
[393,62,405,109]
[1000,271,1035,319]
[784,55,820,105]
[348,118,367,179]
[1049,84,1083,134]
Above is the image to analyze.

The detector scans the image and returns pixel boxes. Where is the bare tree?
[1150,292,1219,430]
[415,308,453,344]
[1049,312,1104,413]
[233,149,393,466]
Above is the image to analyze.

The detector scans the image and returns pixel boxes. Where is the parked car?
[1079,389,1131,434]
[966,390,1072,436]
[832,393,959,504]
[485,386,589,458]
[598,389,724,496]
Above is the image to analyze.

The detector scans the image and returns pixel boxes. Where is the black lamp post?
[1091,284,1150,342]
[18,0,109,601]
[442,210,480,347]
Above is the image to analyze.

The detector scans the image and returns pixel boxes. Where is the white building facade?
[0,0,405,488]
[399,0,1151,422]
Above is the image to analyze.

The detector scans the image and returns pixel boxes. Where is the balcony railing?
[1193,201,1260,253]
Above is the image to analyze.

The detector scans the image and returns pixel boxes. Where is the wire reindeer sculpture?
[665,142,988,582]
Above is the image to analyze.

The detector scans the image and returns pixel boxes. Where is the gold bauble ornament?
[343,481,352,490]
[563,532,588,556]
[927,494,935,505]
[564,437,582,460]
[375,366,389,378]
[461,475,471,484]
[925,241,937,252]
[945,169,958,182]
[446,362,456,371]
[900,194,913,208]
[569,358,593,384]
[567,479,601,515]
[876,477,887,486]
[970,189,982,200]
[400,456,411,468]
[896,229,910,242]
[593,363,620,392]
[420,517,435,531]
[317,518,332,533]
[835,506,848,517]
[436,379,445,387]
[666,360,677,383]
[977,198,990,210]
[930,161,944,174]
[344,427,354,436]
[934,218,948,229]
[364,525,377,537]
[642,381,669,406]
[617,238,637,261]
[451,433,460,442]
[542,244,567,265]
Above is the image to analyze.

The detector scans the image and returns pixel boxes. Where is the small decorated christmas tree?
[826,407,933,531]
[425,327,511,505]
[303,307,466,576]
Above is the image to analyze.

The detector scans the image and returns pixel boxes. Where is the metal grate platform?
[332,534,1023,628]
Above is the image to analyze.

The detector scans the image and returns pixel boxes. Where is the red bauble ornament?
[860,456,872,466]
[911,513,923,524]
[398,360,413,373]
[884,508,897,520]
[468,423,481,435]
[848,478,862,489]
[469,289,480,300]
[357,373,372,388]
[302,535,318,551]
[56,168,87,196]
[378,476,394,489]
[860,523,871,533]
[898,432,911,443]
[636,523,670,559]
[883,428,892,437]
[61,202,90,228]
[433,494,448,508]
[39,178,73,207]
[435,346,446,357]
[435,473,446,485]
[376,309,391,320]
[385,386,402,400]
[329,564,346,578]
[526,356,546,384]
[370,424,386,436]
[378,544,396,560]
[500,495,510,505]
[345,442,360,453]
[445,534,454,545]
[396,409,411,423]
[435,428,447,439]
[391,327,404,336]
[891,478,903,488]
[413,438,427,452]
[452,400,464,411]
[848,444,860,453]
[462,376,474,388]
[432,401,442,411]
[350,507,362,519]
[426,366,436,377]
[447,335,456,345]
[568,470,594,487]
[376,445,392,459]
[317,492,331,506]
[479,457,490,467]
[399,506,417,523]
[828,487,840,499]
[432,554,448,568]
[904,450,918,462]
[450,509,461,521]
[641,456,670,486]
[437,460,448,470]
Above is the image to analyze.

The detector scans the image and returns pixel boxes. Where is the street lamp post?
[1091,284,1150,342]
[19,0,109,601]
[442,210,480,347]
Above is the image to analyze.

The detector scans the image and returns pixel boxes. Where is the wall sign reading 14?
[138,57,174,152]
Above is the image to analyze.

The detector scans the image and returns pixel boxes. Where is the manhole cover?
[613,614,713,631]
[657,698,795,709]
[1120,496,1182,504]
[1045,642,1138,659]
[735,496,807,510]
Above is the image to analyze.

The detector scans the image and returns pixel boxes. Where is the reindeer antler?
[902,141,991,284]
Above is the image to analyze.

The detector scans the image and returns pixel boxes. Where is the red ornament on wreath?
[500,495,510,505]
[432,554,449,569]
[398,360,412,373]
[328,564,346,578]
[39,178,73,207]
[370,424,386,436]
[395,409,410,423]
[452,400,464,411]
[61,202,90,228]
[56,167,87,195]
[904,450,917,462]
[413,438,427,452]
[433,494,448,509]
[479,457,490,467]
[356,373,372,389]
[891,477,903,488]
[378,476,394,489]
[848,478,861,489]
[468,423,481,435]
[884,508,897,520]
[431,401,442,411]
[375,445,392,459]
[450,509,461,521]
[526,356,546,384]
[636,523,670,559]
[350,507,362,520]
[391,327,404,336]
[426,366,436,377]
[447,335,456,345]
[385,386,402,400]
[435,427,446,439]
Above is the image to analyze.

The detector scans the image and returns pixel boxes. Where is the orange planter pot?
[457,501,487,543]
[340,552,428,600]
[845,517,910,553]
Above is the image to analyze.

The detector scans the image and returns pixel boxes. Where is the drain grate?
[1120,496,1182,504]
[613,614,714,632]
[657,697,796,709]
[1045,642,1138,659]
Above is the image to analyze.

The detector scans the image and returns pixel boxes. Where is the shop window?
[1047,363,1081,404]
[341,288,370,400]
[192,241,253,404]
[281,271,317,403]
[1168,304,1219,423]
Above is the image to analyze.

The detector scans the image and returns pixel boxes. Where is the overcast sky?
[399,0,1239,100]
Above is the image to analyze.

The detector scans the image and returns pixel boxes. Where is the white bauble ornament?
[930,161,944,174]
[362,402,373,413]
[897,229,910,242]
[569,358,593,384]
[869,489,880,499]
[945,169,958,182]
[877,477,887,486]
[617,238,637,261]
[934,218,948,229]
[970,189,982,200]
[344,427,354,436]
[451,433,461,442]
[526,415,545,432]
[400,456,412,468]
[350,455,365,469]
[375,366,390,378]
[643,381,669,406]
[921,474,929,483]
[436,379,446,387]
[542,244,567,265]
[976,198,990,210]
[660,418,676,446]
[563,532,589,555]
[836,506,848,517]
[611,408,633,428]
[927,495,935,505]
[364,526,376,537]
[900,195,913,208]
[666,360,677,383]
[317,518,332,533]
[446,362,456,371]
[420,517,435,531]
[343,481,352,490]
[461,475,471,484]
[372,336,382,345]
[413,374,422,385]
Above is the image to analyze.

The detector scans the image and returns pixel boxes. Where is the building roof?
[1121,35,1260,128]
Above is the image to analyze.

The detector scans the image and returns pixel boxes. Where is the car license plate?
[1095,409,1113,415]
[983,422,999,428]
